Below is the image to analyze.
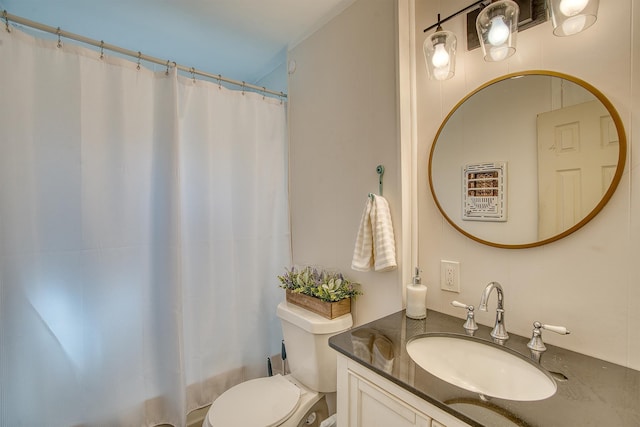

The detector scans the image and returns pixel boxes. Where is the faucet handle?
[451,301,478,334]
[527,321,571,358]
[538,323,570,335]
[451,300,470,309]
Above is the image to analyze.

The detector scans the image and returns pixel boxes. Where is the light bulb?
[559,0,589,16]
[433,66,450,81]
[561,14,587,35]
[487,16,510,46]
[431,43,450,68]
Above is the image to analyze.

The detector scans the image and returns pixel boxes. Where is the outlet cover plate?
[440,260,460,293]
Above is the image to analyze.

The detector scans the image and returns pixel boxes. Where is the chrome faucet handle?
[527,321,571,362]
[451,301,478,334]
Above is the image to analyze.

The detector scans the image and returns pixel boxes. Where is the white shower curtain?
[0,28,290,427]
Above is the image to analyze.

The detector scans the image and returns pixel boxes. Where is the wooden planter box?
[285,289,351,319]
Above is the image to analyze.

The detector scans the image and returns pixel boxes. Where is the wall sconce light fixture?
[548,0,599,36]
[422,0,599,79]
[476,1,520,62]
[423,14,457,80]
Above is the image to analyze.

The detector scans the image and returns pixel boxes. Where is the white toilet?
[203,301,353,427]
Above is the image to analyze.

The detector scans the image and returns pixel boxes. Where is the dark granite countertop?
[329,309,640,427]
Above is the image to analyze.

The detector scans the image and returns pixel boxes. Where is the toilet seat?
[206,374,301,426]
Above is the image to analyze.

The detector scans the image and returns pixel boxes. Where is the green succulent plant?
[278,266,362,302]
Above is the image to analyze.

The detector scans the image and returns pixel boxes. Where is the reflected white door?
[537,100,618,240]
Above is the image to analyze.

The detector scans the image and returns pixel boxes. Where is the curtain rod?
[2,10,287,99]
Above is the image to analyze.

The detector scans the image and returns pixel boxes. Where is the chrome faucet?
[478,281,509,342]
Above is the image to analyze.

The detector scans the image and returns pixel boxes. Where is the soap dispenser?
[406,267,427,319]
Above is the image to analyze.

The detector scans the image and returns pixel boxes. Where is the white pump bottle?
[406,267,427,319]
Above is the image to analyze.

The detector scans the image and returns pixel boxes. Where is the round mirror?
[429,71,626,249]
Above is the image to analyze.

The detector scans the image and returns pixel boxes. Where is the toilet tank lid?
[277,301,353,334]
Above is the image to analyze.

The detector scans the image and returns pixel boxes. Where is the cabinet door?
[336,354,469,427]
[348,372,431,427]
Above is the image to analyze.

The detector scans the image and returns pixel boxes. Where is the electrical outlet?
[440,260,460,293]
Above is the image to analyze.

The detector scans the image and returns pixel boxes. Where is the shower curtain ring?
[165,60,171,75]
[190,67,196,83]
[241,81,246,95]
[3,10,10,33]
[136,51,142,70]
[56,27,62,48]
[217,74,222,90]
[99,40,105,60]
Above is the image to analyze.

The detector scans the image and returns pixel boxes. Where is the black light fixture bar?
[423,0,486,33]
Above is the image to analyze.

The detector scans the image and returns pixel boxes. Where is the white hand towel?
[351,196,374,271]
[351,194,397,272]
[371,195,397,271]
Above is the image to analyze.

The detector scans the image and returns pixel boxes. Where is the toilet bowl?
[203,301,352,427]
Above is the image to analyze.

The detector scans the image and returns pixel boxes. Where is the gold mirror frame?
[428,70,627,249]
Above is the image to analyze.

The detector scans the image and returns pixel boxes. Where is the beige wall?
[287,0,405,325]
[417,0,639,369]
[288,0,639,370]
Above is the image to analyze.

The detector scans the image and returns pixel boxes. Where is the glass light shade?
[424,29,457,81]
[476,0,519,62]
[548,0,599,36]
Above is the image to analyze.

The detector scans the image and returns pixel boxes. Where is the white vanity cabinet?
[336,354,470,427]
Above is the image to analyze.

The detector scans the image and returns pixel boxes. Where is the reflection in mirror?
[429,71,626,248]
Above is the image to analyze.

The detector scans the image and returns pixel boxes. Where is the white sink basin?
[406,334,556,401]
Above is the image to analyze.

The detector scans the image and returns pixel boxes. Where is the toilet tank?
[277,301,352,392]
